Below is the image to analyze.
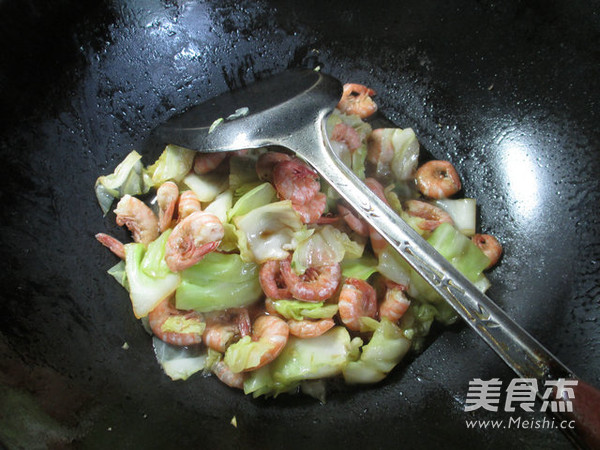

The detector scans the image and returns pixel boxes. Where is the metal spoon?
[156,69,599,449]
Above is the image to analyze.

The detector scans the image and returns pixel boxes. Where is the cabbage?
[269,300,338,321]
[233,201,304,263]
[183,172,229,202]
[341,256,379,280]
[140,230,172,278]
[124,242,180,318]
[343,318,411,384]
[175,252,262,312]
[376,246,412,287]
[152,337,207,381]
[203,189,233,224]
[224,335,278,373]
[433,198,477,236]
[326,110,372,178]
[107,261,128,290]
[243,327,352,397]
[291,225,364,274]
[227,182,277,221]
[147,144,195,186]
[95,150,153,214]
[369,128,419,181]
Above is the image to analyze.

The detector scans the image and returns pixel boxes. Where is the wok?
[1,0,598,448]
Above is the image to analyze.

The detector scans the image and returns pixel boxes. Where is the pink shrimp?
[337,83,378,118]
[292,191,327,224]
[256,151,292,182]
[178,190,202,221]
[272,158,321,205]
[379,282,411,322]
[364,177,390,255]
[202,309,251,352]
[242,315,289,371]
[404,200,454,232]
[415,160,462,199]
[472,234,503,268]
[165,211,224,272]
[212,360,245,389]
[259,260,292,300]
[193,152,228,174]
[95,233,125,259]
[148,297,205,346]
[331,122,362,152]
[338,278,377,332]
[279,258,341,302]
[156,181,179,232]
[338,204,369,236]
[114,195,159,244]
[288,318,335,338]
[264,298,283,317]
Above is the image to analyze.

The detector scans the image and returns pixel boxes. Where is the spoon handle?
[281,115,600,449]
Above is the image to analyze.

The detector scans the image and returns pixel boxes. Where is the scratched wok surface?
[0,0,598,448]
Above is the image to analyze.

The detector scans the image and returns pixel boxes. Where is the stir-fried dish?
[95,83,502,399]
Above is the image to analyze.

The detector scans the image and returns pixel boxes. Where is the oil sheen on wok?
[94,83,501,399]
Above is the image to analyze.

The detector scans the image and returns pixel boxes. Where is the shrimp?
[165,211,224,272]
[331,122,362,152]
[259,260,292,300]
[95,233,125,259]
[272,158,321,205]
[156,181,179,232]
[148,297,205,346]
[415,160,461,199]
[338,204,369,236]
[404,200,453,232]
[203,309,251,352]
[256,151,292,182]
[242,315,289,371]
[338,278,378,332]
[193,152,228,175]
[288,318,335,338]
[114,194,159,244]
[337,83,378,118]
[178,190,202,221]
[212,360,245,389]
[379,282,411,322]
[293,192,327,224]
[367,128,395,168]
[364,177,390,255]
[279,258,341,302]
[472,234,503,268]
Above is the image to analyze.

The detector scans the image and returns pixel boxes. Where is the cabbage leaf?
[147,144,195,186]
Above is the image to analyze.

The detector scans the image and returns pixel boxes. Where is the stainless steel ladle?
[156,69,599,449]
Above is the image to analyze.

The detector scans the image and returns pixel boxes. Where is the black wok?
[1,0,598,448]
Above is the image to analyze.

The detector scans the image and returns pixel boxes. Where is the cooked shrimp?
[379,282,410,322]
[337,83,378,118]
[364,177,390,255]
[95,233,125,259]
[338,204,369,236]
[212,360,245,389]
[203,309,251,352]
[256,152,292,182]
[243,315,289,371]
[367,128,395,167]
[293,192,327,224]
[404,200,453,232]
[272,158,321,205]
[280,258,341,302]
[338,278,378,332]
[156,181,179,232]
[288,318,335,338]
[331,122,362,152]
[264,298,283,317]
[472,234,503,268]
[165,211,224,272]
[178,190,202,221]
[114,195,159,244]
[259,260,292,300]
[415,160,461,199]
[148,297,205,346]
[193,152,228,175]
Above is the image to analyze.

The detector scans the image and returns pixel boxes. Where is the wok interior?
[0,0,598,448]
